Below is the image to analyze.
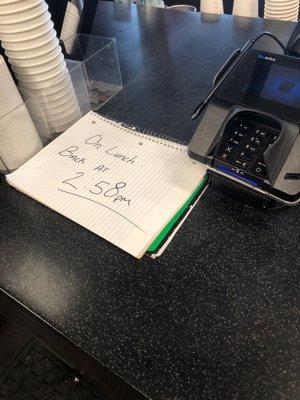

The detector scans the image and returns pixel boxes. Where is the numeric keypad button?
[269,134,279,144]
[233,129,247,139]
[233,159,249,170]
[252,161,267,178]
[220,151,231,160]
[224,144,236,153]
[228,137,241,146]
[235,120,253,132]
[244,143,258,153]
[236,150,254,162]
[255,128,269,138]
[249,136,263,146]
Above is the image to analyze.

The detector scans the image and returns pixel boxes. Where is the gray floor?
[0,316,106,400]
[0,316,30,374]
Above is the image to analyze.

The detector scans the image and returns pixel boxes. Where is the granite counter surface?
[1,3,299,399]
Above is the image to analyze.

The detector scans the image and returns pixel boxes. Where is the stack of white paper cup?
[233,0,258,18]
[264,0,299,21]
[0,158,6,170]
[60,1,80,54]
[200,0,224,14]
[0,0,81,134]
[0,55,42,171]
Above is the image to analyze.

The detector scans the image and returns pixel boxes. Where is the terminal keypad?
[215,116,281,182]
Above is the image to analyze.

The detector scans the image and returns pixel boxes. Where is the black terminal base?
[208,171,285,210]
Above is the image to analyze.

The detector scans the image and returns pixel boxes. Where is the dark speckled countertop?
[0,2,299,399]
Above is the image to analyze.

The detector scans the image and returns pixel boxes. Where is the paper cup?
[0,10,51,33]
[265,0,298,4]
[265,3,298,10]
[4,36,59,58]
[0,55,23,117]
[40,88,76,108]
[0,20,54,42]
[17,67,68,89]
[2,28,57,50]
[265,11,298,18]
[51,116,81,132]
[44,96,80,117]
[0,1,48,24]
[49,110,81,132]
[14,58,66,79]
[17,87,51,142]
[0,0,45,15]
[0,157,7,171]
[233,0,258,17]
[0,103,43,170]
[60,0,80,47]
[12,52,64,74]
[41,87,75,107]
[39,73,72,95]
[265,6,298,15]
[264,0,299,19]
[6,46,62,68]
[0,81,21,101]
[265,7,299,13]
[15,62,66,84]
[26,97,51,143]
[265,14,298,21]
[0,0,40,4]
[18,85,40,100]
[46,101,81,120]
[264,9,298,20]
[200,0,224,14]
[45,112,80,132]
[266,1,298,6]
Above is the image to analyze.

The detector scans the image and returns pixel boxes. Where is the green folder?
[147,177,208,253]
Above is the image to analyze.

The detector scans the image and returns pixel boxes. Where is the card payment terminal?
[188,49,300,209]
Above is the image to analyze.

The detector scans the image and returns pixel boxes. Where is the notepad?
[6,111,207,258]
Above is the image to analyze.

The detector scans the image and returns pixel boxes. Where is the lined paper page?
[7,112,207,258]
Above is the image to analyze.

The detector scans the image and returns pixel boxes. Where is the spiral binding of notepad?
[90,112,187,151]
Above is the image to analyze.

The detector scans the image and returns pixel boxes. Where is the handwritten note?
[7,111,207,258]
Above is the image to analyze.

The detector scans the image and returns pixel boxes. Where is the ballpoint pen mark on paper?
[58,188,144,232]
